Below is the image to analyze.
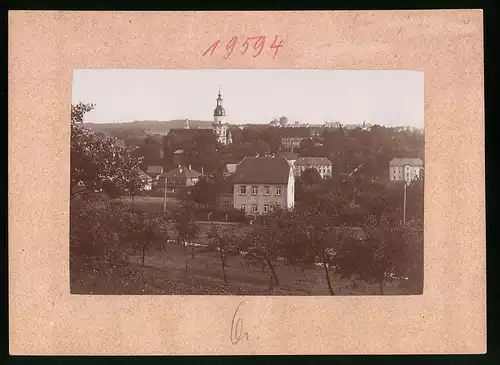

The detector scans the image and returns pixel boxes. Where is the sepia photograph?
[70,69,424,296]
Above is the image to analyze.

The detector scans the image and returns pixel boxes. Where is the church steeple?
[212,86,229,145]
[213,86,226,120]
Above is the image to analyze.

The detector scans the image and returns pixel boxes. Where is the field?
[71,241,410,296]
[69,196,413,295]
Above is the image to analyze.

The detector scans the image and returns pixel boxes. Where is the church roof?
[214,105,226,117]
[167,128,214,137]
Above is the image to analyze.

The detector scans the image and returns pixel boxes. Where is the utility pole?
[163,177,168,212]
[403,182,407,223]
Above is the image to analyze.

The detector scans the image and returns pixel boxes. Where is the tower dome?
[213,87,226,121]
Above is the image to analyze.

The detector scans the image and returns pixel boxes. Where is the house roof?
[389,158,423,167]
[146,165,163,174]
[233,157,292,184]
[280,127,311,138]
[277,151,298,160]
[225,163,238,174]
[163,166,201,179]
[139,170,152,181]
[295,157,332,166]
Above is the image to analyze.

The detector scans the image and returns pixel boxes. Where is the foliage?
[301,167,322,186]
[171,205,200,271]
[207,225,239,282]
[71,198,169,268]
[71,102,145,200]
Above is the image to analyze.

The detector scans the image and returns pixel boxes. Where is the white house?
[233,157,295,215]
[294,157,333,179]
[389,158,423,183]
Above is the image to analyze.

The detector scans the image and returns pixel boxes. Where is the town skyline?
[72,69,424,128]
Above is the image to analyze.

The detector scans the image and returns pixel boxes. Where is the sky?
[72,69,424,127]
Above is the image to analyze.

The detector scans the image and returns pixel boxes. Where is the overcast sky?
[72,69,424,127]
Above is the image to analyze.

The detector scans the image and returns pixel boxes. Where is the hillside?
[84,119,214,134]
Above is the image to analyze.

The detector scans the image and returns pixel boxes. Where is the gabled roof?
[233,157,292,184]
[280,127,311,138]
[163,166,201,179]
[389,158,423,167]
[295,157,332,166]
[146,165,163,174]
[225,163,238,174]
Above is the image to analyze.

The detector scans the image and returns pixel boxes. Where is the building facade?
[389,158,423,183]
[280,127,312,149]
[233,157,295,216]
[294,157,333,178]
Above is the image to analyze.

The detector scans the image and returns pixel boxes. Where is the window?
[264,186,270,195]
[240,185,247,195]
[224,201,229,209]
[264,204,269,213]
[252,186,258,195]
[252,204,258,213]
[276,186,282,195]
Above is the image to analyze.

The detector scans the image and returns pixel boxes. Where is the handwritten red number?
[270,35,284,58]
[202,40,221,57]
[224,36,238,59]
[252,36,266,57]
[241,37,252,55]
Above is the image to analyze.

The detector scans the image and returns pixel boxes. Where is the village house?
[146,165,164,188]
[139,170,153,191]
[156,165,201,194]
[389,158,423,183]
[280,127,312,150]
[233,157,295,216]
[294,157,333,179]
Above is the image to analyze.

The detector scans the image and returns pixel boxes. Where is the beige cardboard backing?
[8,10,485,355]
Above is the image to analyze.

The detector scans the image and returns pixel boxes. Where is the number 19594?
[202,35,284,59]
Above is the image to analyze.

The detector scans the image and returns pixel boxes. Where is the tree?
[291,193,349,295]
[335,213,408,294]
[207,225,238,283]
[71,102,144,201]
[301,167,322,186]
[299,138,314,151]
[171,206,199,272]
[261,127,282,153]
[252,139,271,156]
[191,177,219,208]
[125,211,169,267]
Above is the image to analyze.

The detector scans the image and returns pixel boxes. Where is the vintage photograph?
[70,69,424,296]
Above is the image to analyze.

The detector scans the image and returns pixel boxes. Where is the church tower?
[213,87,229,145]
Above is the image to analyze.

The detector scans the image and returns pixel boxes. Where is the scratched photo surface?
[70,69,424,296]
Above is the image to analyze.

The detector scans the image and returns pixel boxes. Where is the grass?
[75,196,414,295]
[71,242,411,295]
